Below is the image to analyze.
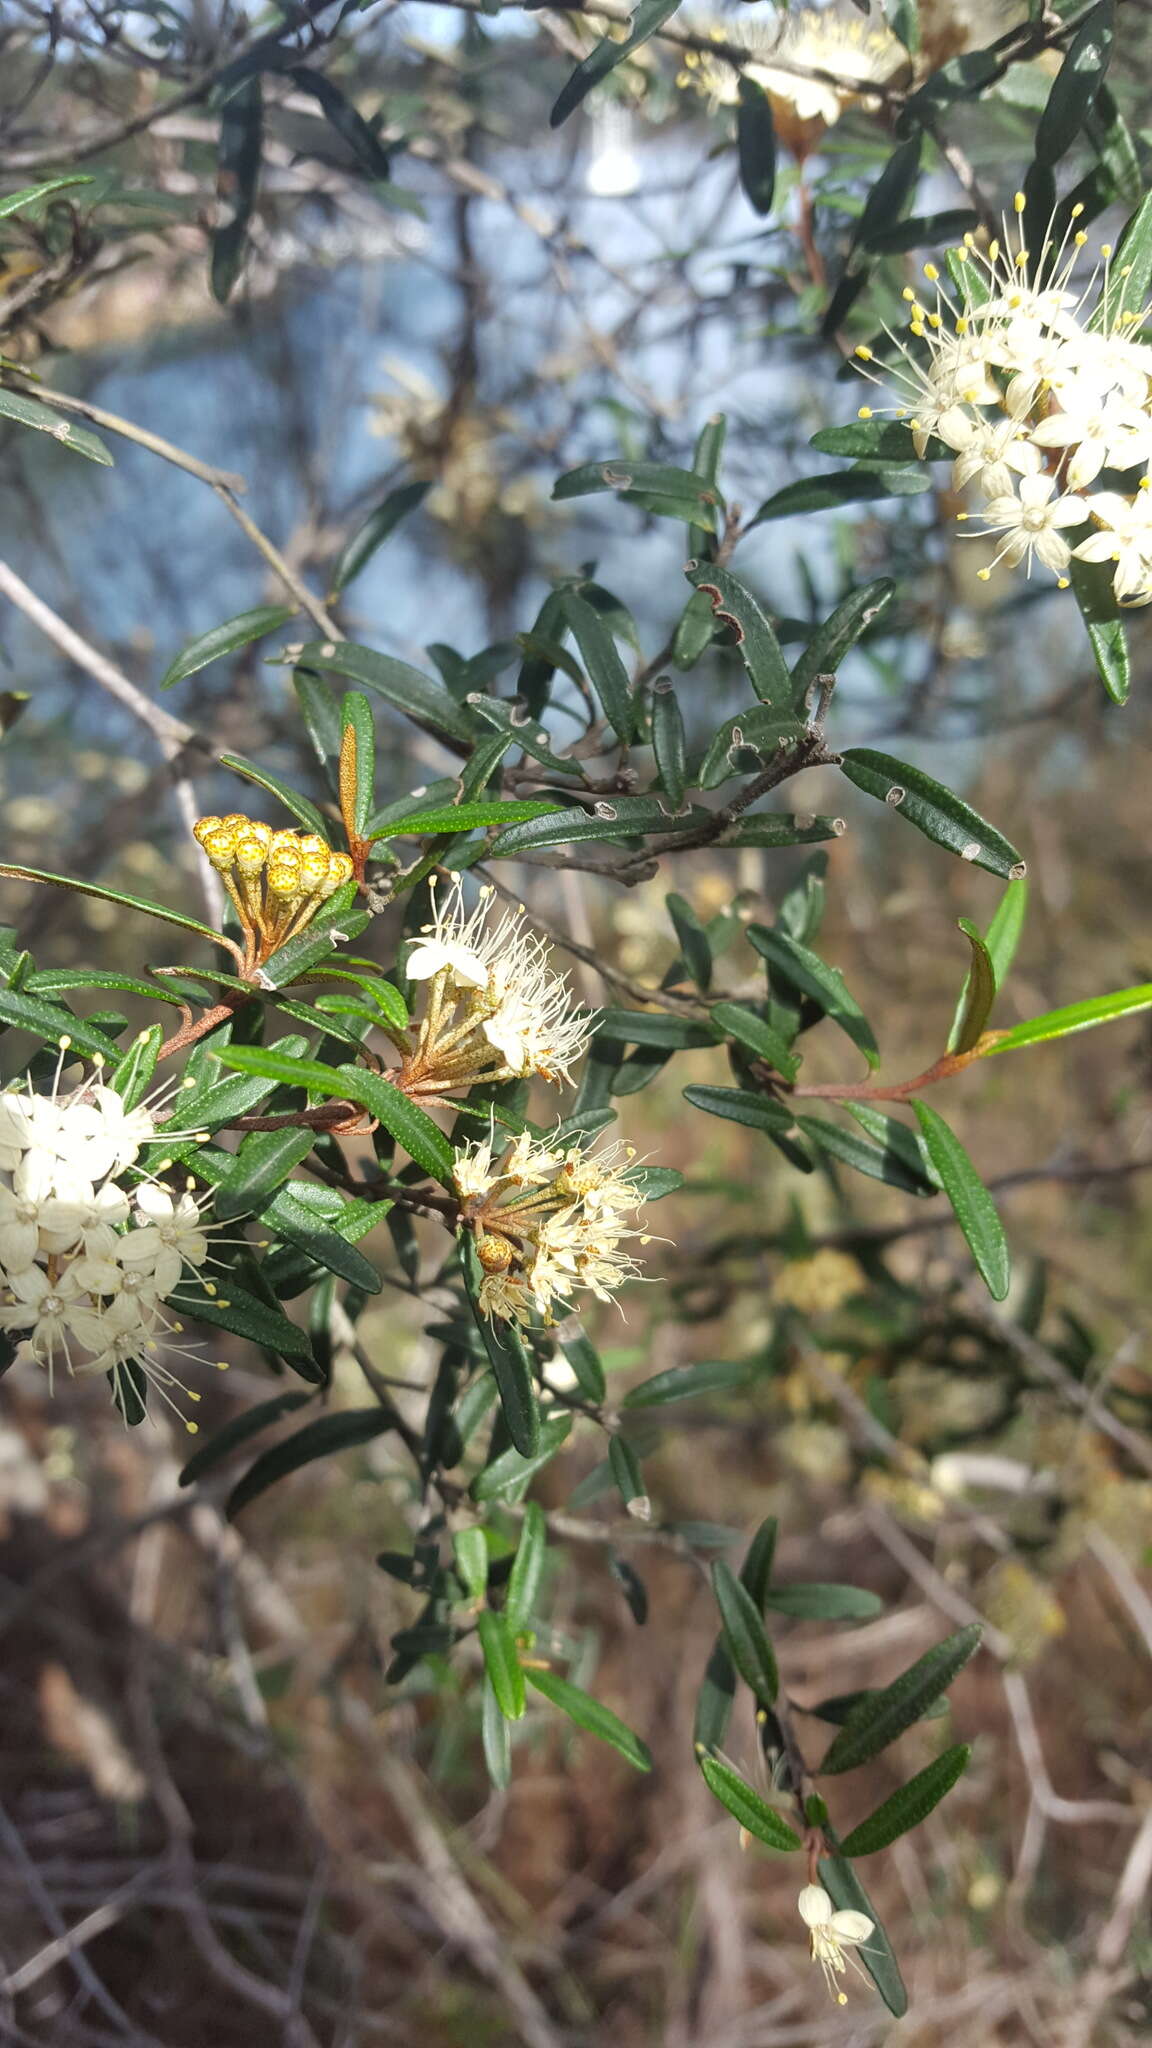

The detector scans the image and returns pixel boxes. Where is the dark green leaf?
[179,1390,314,1486]
[226,1407,397,1518]
[749,466,931,524]
[761,1582,884,1621]
[477,1609,526,1720]
[471,1416,571,1502]
[460,1236,541,1459]
[0,388,113,465]
[683,1084,803,1139]
[550,0,681,126]
[0,864,225,947]
[949,919,997,1055]
[0,175,97,218]
[809,419,947,462]
[820,1623,982,1773]
[912,1100,1010,1300]
[797,1114,936,1197]
[109,1025,163,1110]
[561,590,635,743]
[817,1850,908,2016]
[372,798,560,839]
[840,1744,971,1855]
[487,800,698,857]
[217,752,331,836]
[844,1103,939,1190]
[159,606,294,690]
[790,579,895,707]
[623,1358,753,1408]
[746,926,879,1068]
[553,458,720,507]
[296,640,474,743]
[526,1667,652,1771]
[287,65,392,179]
[466,697,579,777]
[596,1007,719,1050]
[948,878,1027,1053]
[737,77,776,215]
[214,1129,317,1217]
[25,967,182,1008]
[1069,556,1129,704]
[650,679,687,807]
[214,1047,456,1185]
[709,1002,799,1079]
[1034,2,1113,169]
[696,707,808,791]
[720,812,846,848]
[696,1754,802,1849]
[505,1500,547,1629]
[666,892,712,991]
[0,989,120,1061]
[330,479,431,593]
[711,1559,778,1704]
[683,561,791,708]
[838,748,1025,881]
[560,1328,606,1402]
[211,75,262,303]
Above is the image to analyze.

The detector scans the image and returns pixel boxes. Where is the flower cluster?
[394,878,592,1106]
[454,1130,650,1326]
[0,1054,223,1430]
[194,814,354,975]
[797,1884,874,2005]
[677,9,906,155]
[856,196,1152,604]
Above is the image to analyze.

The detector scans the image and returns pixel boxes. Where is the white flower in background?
[1073,484,1152,604]
[454,1131,650,1325]
[397,880,592,1103]
[797,1884,874,2005]
[854,194,1152,606]
[970,473,1088,583]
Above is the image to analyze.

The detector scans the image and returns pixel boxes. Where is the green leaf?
[746,926,880,1068]
[0,388,113,465]
[460,1236,541,1459]
[525,1667,652,1772]
[181,1282,321,1375]
[623,1358,753,1408]
[810,419,947,462]
[761,1582,884,1621]
[608,1435,648,1514]
[709,1002,799,1080]
[790,578,895,708]
[948,879,1027,1051]
[736,77,776,215]
[683,562,791,708]
[0,175,97,218]
[666,892,712,991]
[596,1008,719,1051]
[711,1559,778,1704]
[683,1084,803,1140]
[217,752,331,837]
[749,466,931,524]
[0,989,121,1061]
[1096,189,1152,332]
[560,1328,606,1402]
[839,1744,971,1856]
[1069,556,1129,704]
[258,907,372,991]
[505,1500,548,1629]
[561,590,635,743]
[471,1416,571,1502]
[109,1024,163,1110]
[694,1638,738,1751]
[720,813,846,849]
[159,606,294,690]
[817,1850,908,2016]
[215,1047,456,1185]
[0,863,225,946]
[550,0,681,126]
[1034,1,1113,169]
[371,798,560,839]
[696,706,809,791]
[465,697,578,776]
[214,1129,316,1218]
[286,64,392,179]
[553,459,720,509]
[226,1407,397,1518]
[179,1390,314,1486]
[24,967,183,1008]
[340,692,376,838]
[482,1675,512,1788]
[696,1754,802,1850]
[211,74,262,303]
[820,1623,982,1774]
[839,748,1024,881]
[912,1100,1010,1300]
[477,1609,525,1719]
[296,640,474,744]
[843,1102,940,1191]
[983,981,1152,1056]
[650,680,687,808]
[308,970,408,1031]
[330,479,431,593]
[798,1114,936,1198]
[949,919,997,1055]
[487,801,696,857]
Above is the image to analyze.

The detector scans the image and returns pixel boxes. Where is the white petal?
[797,1885,833,1929]
[829,1909,874,1944]
[133,1184,174,1224]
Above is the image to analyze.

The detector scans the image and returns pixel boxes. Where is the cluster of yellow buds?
[193,815,353,976]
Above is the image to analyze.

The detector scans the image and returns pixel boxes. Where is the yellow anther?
[857,406,873,419]
[1014,191,1026,213]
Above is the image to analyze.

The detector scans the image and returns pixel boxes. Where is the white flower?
[37,1180,130,1256]
[797,1885,874,2005]
[0,1263,89,1382]
[936,409,1040,501]
[457,1132,650,1326]
[1029,385,1152,489]
[1074,485,1152,604]
[0,1183,45,1274]
[133,1183,213,1271]
[405,877,496,989]
[973,473,1088,582]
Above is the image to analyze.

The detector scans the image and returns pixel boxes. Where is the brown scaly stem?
[788,1039,990,1103]
[157,999,245,1064]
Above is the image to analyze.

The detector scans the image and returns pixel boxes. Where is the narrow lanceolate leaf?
[211,73,262,303]
[0,864,226,945]
[623,1358,753,1408]
[838,749,1025,881]
[798,1115,936,1198]
[372,798,560,839]
[553,459,720,508]
[696,1754,802,1850]
[0,388,113,465]
[159,606,294,690]
[0,174,96,217]
[339,692,376,838]
[109,1025,163,1110]
[459,1235,540,1459]
[471,1417,570,1502]
[790,578,895,708]
[330,479,431,593]
[650,680,687,808]
[839,1744,971,1856]
[747,926,880,1069]
[711,1559,778,1705]
[983,981,1152,1056]
[526,1668,653,1772]
[948,879,1027,1052]
[286,64,392,179]
[817,1850,908,2017]
[1069,556,1130,704]
[486,804,686,858]
[0,990,121,1061]
[226,1408,398,1519]
[949,920,997,1055]
[683,1084,801,1139]
[482,1676,512,1789]
[477,1610,526,1720]
[1034,1,1113,169]
[215,1047,456,1185]
[737,77,776,215]
[218,753,330,837]
[694,1638,737,1751]
[844,1103,940,1191]
[709,1003,800,1080]
[561,590,635,743]
[820,1623,982,1774]
[550,0,681,126]
[597,1008,719,1050]
[761,1582,884,1622]
[912,1101,1010,1301]
[296,640,474,744]
[505,1500,548,1629]
[1096,187,1152,333]
[179,1390,314,1487]
[683,561,791,709]
[749,466,931,523]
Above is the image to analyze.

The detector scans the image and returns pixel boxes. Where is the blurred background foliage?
[1,0,1152,2043]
